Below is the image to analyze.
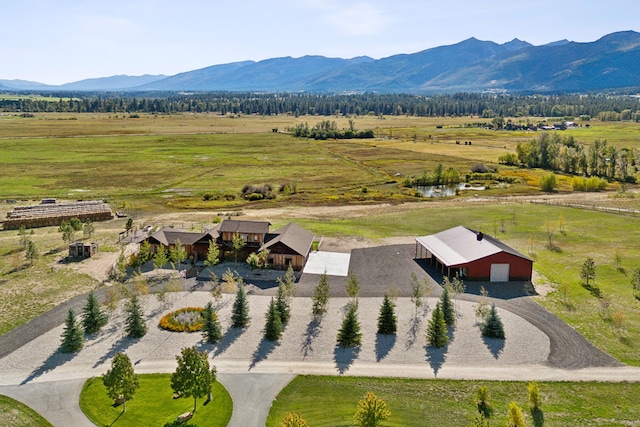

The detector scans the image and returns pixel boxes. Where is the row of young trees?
[4,92,640,119]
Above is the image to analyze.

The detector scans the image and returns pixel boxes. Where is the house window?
[285,257,293,266]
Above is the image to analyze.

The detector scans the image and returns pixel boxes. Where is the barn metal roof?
[415,225,531,267]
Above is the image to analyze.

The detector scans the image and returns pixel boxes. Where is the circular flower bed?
[159,307,205,332]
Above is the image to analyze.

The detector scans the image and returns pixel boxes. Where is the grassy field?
[266,376,640,427]
[0,394,53,427]
[79,374,232,427]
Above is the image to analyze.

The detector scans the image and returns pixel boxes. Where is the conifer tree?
[507,401,525,427]
[61,309,84,353]
[346,274,360,305]
[231,284,250,327]
[337,304,362,347]
[312,272,330,317]
[275,282,291,325]
[201,301,222,344]
[264,298,283,341]
[82,291,108,334]
[124,295,147,338]
[377,294,397,335]
[440,285,455,326]
[354,391,391,427]
[426,302,448,348]
[482,304,505,339]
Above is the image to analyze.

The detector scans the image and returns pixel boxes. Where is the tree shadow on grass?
[300,317,322,359]
[333,345,360,375]
[532,408,544,427]
[482,335,506,360]
[21,348,77,385]
[93,335,136,369]
[375,333,396,362]
[249,337,280,370]
[212,326,245,358]
[404,315,422,350]
[582,283,602,298]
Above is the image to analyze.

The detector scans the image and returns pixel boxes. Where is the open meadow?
[1,112,640,424]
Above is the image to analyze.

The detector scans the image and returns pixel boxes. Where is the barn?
[415,226,533,282]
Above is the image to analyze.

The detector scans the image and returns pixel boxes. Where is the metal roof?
[415,225,531,267]
[148,227,218,246]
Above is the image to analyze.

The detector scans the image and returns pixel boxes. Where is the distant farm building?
[3,200,113,230]
[68,241,99,260]
[415,226,533,282]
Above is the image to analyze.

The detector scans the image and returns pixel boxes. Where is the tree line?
[501,133,638,182]
[2,92,640,119]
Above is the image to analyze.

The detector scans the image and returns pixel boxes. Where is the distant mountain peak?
[502,38,533,52]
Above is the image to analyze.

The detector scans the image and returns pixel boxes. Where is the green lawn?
[0,394,53,427]
[79,374,232,427]
[267,376,640,427]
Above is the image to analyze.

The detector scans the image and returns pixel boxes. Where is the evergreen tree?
[264,298,283,341]
[231,284,250,327]
[275,282,291,325]
[124,295,147,338]
[426,302,448,348]
[102,352,138,413]
[337,304,362,347]
[82,291,108,334]
[312,272,330,317]
[528,381,542,411]
[580,257,596,287]
[377,294,397,335]
[201,301,222,344]
[440,285,455,326]
[138,240,151,264]
[61,309,84,353]
[482,304,505,339]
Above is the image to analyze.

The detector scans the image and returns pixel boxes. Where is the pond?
[414,183,485,197]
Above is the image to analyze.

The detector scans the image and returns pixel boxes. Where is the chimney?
[476,232,483,241]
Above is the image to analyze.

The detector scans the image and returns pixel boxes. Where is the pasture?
[266,376,640,426]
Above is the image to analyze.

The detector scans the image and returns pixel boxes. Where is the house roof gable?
[263,222,314,257]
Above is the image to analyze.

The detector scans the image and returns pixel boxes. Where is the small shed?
[415,226,533,282]
[69,241,98,260]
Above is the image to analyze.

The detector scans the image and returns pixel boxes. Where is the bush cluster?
[158,307,205,332]
[241,184,275,200]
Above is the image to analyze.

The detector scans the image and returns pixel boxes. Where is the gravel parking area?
[0,293,550,385]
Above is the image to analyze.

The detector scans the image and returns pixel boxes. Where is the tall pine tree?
[82,291,108,334]
[337,304,362,347]
[275,282,291,325]
[264,298,283,341]
[426,302,448,348]
[440,285,455,326]
[61,309,84,353]
[377,294,397,335]
[201,301,222,344]
[482,304,505,339]
[231,284,250,327]
[125,295,147,338]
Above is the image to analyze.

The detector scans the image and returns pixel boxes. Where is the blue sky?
[3,0,639,85]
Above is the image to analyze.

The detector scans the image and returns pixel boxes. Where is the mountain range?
[2,31,640,94]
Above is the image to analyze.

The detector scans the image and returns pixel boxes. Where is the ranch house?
[415,225,533,282]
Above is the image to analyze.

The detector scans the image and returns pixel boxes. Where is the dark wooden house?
[263,222,314,271]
